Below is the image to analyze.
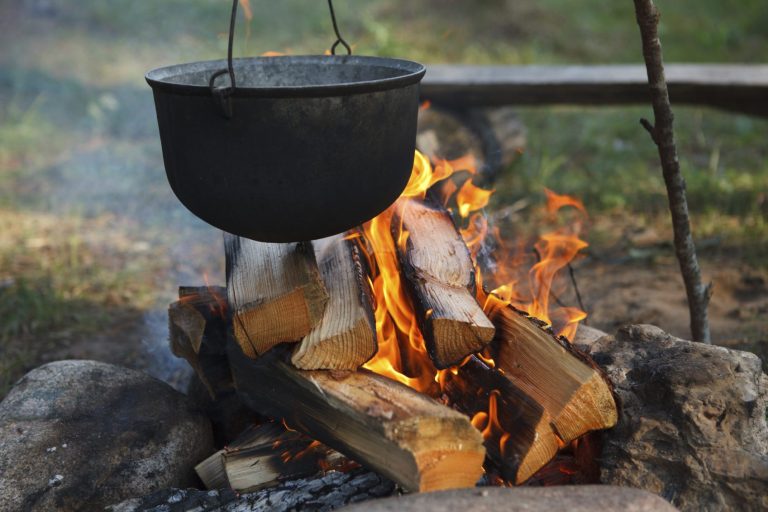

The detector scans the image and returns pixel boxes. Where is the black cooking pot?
[146,52,425,242]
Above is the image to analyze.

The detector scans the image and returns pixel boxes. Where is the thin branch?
[632,0,712,343]
[567,263,588,324]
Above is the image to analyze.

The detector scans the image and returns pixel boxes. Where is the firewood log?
[169,286,230,396]
[228,344,485,492]
[224,235,329,358]
[195,422,348,492]
[291,234,377,370]
[441,356,559,484]
[393,197,495,368]
[487,303,617,444]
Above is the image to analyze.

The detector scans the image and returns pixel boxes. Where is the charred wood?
[394,197,495,368]
[442,356,559,484]
[195,422,349,492]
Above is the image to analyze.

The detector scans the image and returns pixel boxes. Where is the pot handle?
[209,0,352,119]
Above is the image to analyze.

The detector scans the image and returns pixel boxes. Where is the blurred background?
[1,0,766,396]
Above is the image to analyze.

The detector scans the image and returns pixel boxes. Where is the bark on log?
[633,0,711,343]
[291,234,377,370]
[487,302,617,444]
[195,422,348,492]
[228,343,486,492]
[394,197,495,368]
[224,235,329,358]
[441,356,559,484]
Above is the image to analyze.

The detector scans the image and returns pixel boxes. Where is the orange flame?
[355,150,590,485]
[456,179,493,218]
[362,149,589,383]
[484,190,589,338]
[239,0,253,21]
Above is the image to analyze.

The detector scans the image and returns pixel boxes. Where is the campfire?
[168,150,618,493]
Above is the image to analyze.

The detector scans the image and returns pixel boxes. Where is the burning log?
[291,234,377,370]
[168,285,230,396]
[394,197,495,368]
[224,235,329,358]
[195,422,348,492]
[441,356,559,484]
[488,303,618,444]
[229,344,486,492]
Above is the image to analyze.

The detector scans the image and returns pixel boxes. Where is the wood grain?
[395,197,495,368]
[224,234,328,358]
[488,303,617,444]
[291,234,377,370]
[229,344,486,492]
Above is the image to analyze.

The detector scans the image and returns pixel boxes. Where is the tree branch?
[632,0,711,343]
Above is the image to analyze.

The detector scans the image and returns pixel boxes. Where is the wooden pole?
[633,0,711,342]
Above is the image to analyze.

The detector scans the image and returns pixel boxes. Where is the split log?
[441,356,559,484]
[486,302,618,444]
[169,285,231,396]
[195,422,349,492]
[224,235,328,358]
[291,234,377,370]
[394,197,495,368]
[228,343,486,492]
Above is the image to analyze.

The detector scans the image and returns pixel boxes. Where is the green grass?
[491,105,768,264]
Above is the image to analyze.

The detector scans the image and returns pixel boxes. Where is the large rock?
[582,325,768,512]
[341,485,676,512]
[0,360,213,511]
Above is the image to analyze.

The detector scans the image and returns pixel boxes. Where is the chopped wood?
[169,285,231,397]
[394,197,495,368]
[291,234,377,370]
[195,422,349,492]
[487,302,618,444]
[224,235,329,358]
[441,355,559,484]
[228,344,486,492]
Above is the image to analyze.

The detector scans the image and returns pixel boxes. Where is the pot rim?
[145,55,426,98]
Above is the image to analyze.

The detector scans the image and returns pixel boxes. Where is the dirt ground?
[577,258,768,365]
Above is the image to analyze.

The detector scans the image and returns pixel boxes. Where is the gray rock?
[0,360,213,511]
[340,485,676,512]
[587,325,768,512]
[107,468,395,512]
[572,323,608,348]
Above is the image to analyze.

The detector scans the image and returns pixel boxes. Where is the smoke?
[140,308,192,393]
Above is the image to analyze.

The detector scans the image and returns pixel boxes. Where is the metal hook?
[209,0,239,119]
[328,0,352,55]
[209,0,353,118]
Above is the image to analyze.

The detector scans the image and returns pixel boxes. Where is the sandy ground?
[577,258,768,364]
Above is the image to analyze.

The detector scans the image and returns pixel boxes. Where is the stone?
[573,323,608,347]
[585,325,768,512]
[0,360,213,511]
[340,485,676,512]
[107,468,395,512]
